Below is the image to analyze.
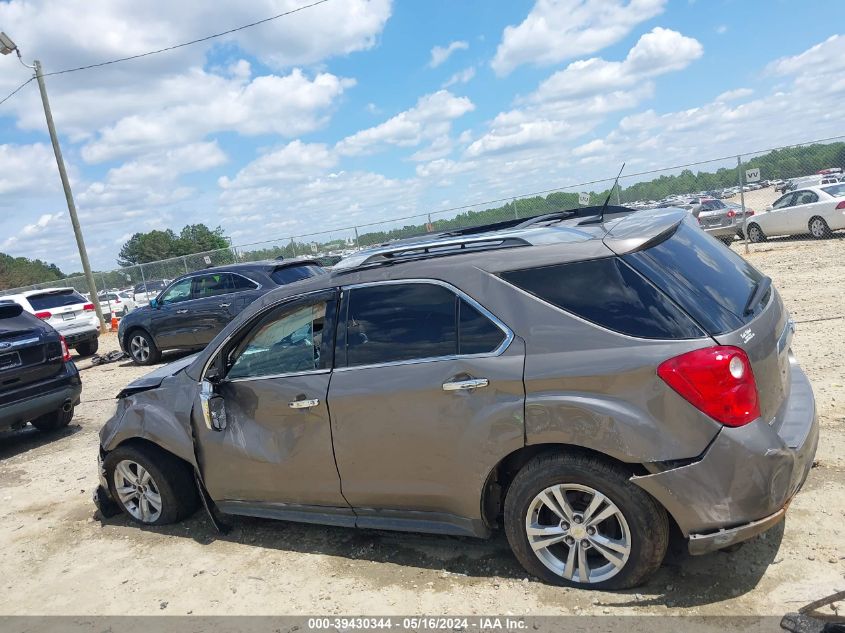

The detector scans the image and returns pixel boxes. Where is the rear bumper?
[63,327,99,346]
[0,362,82,428]
[632,357,818,554]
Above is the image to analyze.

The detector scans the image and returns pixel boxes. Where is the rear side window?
[270,264,325,285]
[231,274,258,290]
[27,290,87,310]
[624,222,766,335]
[501,258,704,340]
[340,283,509,367]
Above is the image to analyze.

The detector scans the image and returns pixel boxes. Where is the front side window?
[159,278,193,305]
[772,193,796,209]
[227,301,329,379]
[340,283,508,368]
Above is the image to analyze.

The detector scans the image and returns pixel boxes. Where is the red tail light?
[35,311,52,320]
[726,210,736,218]
[746,209,755,216]
[59,336,71,362]
[657,346,760,427]
[114,297,121,303]
[83,303,94,311]
[836,201,845,210]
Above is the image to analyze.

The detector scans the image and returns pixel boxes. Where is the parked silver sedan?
[694,199,754,245]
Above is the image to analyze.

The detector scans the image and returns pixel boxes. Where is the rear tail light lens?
[726,210,736,218]
[746,209,755,216]
[657,345,760,427]
[59,336,71,362]
[35,311,52,320]
[83,303,94,311]
[836,201,845,210]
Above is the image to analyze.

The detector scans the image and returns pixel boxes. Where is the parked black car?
[0,302,82,433]
[118,260,326,365]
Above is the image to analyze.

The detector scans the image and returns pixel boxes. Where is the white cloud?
[429,40,469,68]
[0,144,61,196]
[491,0,667,75]
[443,66,476,88]
[716,24,728,35]
[336,90,475,156]
[715,88,754,102]
[218,141,337,189]
[80,67,354,163]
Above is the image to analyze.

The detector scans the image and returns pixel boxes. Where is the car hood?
[118,352,200,397]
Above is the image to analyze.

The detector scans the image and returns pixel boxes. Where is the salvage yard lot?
[1,238,843,616]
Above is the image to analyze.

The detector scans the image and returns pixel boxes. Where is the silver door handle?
[289,398,319,409]
[442,378,489,391]
[219,303,231,308]
[176,309,188,314]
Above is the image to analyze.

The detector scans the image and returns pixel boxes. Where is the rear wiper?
[744,275,772,316]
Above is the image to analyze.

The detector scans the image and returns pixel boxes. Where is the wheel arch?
[122,325,156,350]
[480,443,653,529]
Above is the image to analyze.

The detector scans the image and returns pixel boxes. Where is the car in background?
[98,291,135,319]
[745,184,845,242]
[690,198,744,245]
[118,259,326,365]
[3,288,100,356]
[0,301,82,434]
[133,280,170,308]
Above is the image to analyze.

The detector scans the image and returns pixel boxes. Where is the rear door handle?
[175,309,188,314]
[442,378,489,391]
[219,303,231,308]
[289,398,319,409]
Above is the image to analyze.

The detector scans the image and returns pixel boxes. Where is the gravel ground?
[0,237,843,616]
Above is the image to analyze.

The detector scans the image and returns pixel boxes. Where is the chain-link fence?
[3,136,844,301]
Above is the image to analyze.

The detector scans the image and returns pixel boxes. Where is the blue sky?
[2,0,845,271]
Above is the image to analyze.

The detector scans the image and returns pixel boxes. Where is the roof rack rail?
[333,234,531,271]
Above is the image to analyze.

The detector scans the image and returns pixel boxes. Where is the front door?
[193,290,350,519]
[150,277,196,349]
[328,281,525,533]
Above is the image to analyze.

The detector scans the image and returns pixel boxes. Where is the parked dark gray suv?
[95,207,817,589]
[118,260,325,364]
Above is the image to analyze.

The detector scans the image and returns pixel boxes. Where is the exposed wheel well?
[480,443,652,529]
[112,437,193,473]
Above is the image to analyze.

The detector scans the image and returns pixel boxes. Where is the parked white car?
[98,291,135,318]
[4,288,100,356]
[132,279,169,308]
[745,184,845,242]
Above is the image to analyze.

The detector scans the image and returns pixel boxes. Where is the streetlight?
[1,31,107,332]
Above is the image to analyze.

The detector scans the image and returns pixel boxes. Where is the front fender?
[99,372,198,467]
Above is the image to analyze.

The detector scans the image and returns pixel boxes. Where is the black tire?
[30,404,74,431]
[504,452,669,590]
[809,216,832,239]
[126,329,161,365]
[75,338,99,357]
[747,223,766,243]
[718,236,734,246]
[103,443,199,526]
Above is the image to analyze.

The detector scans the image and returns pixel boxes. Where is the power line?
[37,0,331,77]
[0,77,34,106]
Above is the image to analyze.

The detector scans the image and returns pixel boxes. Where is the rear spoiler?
[602,207,689,256]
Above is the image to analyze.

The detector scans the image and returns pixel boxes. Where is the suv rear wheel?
[504,452,668,589]
[31,404,74,431]
[75,338,98,357]
[127,329,161,365]
[104,444,198,525]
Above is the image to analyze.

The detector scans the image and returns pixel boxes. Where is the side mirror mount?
[765,205,773,212]
[199,380,227,431]
[149,298,159,309]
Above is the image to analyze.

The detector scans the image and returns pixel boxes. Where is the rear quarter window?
[501,257,705,340]
[270,264,325,285]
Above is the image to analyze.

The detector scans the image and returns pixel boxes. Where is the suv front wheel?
[127,329,161,365]
[504,452,668,589]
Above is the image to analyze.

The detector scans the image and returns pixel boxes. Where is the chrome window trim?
[226,368,331,383]
[199,288,334,381]
[157,271,262,307]
[334,278,514,372]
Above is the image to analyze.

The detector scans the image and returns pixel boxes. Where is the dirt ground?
[0,236,843,616]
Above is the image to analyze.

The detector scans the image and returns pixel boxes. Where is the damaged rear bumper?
[632,356,818,555]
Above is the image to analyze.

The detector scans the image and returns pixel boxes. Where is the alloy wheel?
[113,459,162,523]
[130,335,150,362]
[810,218,827,238]
[525,483,631,584]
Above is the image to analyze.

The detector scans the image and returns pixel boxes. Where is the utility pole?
[33,60,106,331]
[1,33,106,331]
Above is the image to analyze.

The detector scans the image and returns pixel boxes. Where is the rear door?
[327,280,525,530]
[190,273,240,346]
[787,190,821,233]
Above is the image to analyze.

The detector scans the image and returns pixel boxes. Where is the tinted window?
[624,222,766,335]
[270,264,325,285]
[28,290,87,310]
[794,190,819,205]
[228,302,328,379]
[459,299,506,354]
[772,193,795,209]
[344,283,457,367]
[502,258,703,340]
[192,273,233,299]
[159,278,192,305]
[231,274,258,290]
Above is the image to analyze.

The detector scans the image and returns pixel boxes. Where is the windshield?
[821,183,845,197]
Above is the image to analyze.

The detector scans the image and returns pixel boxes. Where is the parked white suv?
[5,288,100,356]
